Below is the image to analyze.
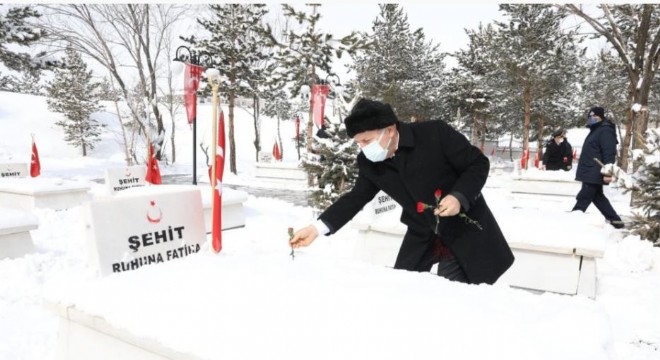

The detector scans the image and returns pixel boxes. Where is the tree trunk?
[523,83,532,168]
[471,113,479,145]
[252,95,261,162]
[229,92,237,175]
[306,65,316,187]
[537,115,545,160]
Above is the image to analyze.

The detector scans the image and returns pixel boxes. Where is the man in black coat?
[572,106,624,229]
[542,128,573,171]
[290,99,514,285]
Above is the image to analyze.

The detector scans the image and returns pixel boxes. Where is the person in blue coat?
[572,107,624,228]
[290,99,514,285]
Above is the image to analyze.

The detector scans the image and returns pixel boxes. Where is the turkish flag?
[520,148,529,170]
[145,144,161,184]
[534,151,540,168]
[184,63,204,125]
[311,84,330,129]
[272,140,282,161]
[30,139,40,177]
[210,108,226,253]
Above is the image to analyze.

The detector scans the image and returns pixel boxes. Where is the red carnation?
[434,189,442,201]
[416,202,426,213]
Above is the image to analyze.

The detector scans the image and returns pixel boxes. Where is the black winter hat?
[589,106,605,118]
[552,128,565,138]
[344,98,398,138]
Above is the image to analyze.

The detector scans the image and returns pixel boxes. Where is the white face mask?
[361,129,391,162]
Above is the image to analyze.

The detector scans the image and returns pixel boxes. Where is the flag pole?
[208,70,220,253]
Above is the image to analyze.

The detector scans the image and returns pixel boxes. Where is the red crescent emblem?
[146,200,162,224]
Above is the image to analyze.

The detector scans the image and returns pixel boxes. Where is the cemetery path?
[162,174,313,208]
[91,174,313,207]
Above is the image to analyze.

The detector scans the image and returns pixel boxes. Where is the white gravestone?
[85,185,206,276]
[351,191,402,266]
[104,166,147,193]
[0,163,28,178]
[258,151,273,163]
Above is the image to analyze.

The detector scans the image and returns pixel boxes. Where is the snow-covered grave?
[85,185,207,277]
[254,154,307,186]
[198,185,248,233]
[46,251,612,360]
[350,188,605,298]
[510,167,581,197]
[104,166,147,194]
[0,176,91,211]
[0,162,28,178]
[0,207,38,259]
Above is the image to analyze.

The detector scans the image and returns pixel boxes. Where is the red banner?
[30,139,40,177]
[272,140,282,161]
[184,64,204,125]
[311,84,330,129]
[210,108,226,253]
[295,115,300,140]
[145,144,161,184]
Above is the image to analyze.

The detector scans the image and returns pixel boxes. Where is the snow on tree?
[488,4,583,154]
[0,5,46,72]
[628,129,660,245]
[262,88,294,160]
[46,47,104,156]
[302,118,358,210]
[562,4,660,171]
[265,3,368,186]
[350,4,446,122]
[183,4,272,174]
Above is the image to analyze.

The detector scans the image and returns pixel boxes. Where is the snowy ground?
[1,91,659,359]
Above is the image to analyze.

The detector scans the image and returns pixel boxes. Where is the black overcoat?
[575,120,618,184]
[543,139,573,170]
[319,120,514,285]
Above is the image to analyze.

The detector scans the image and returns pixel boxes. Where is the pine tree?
[486,4,583,153]
[0,5,45,72]
[350,4,445,122]
[302,118,359,210]
[629,129,660,245]
[46,47,104,156]
[262,88,293,159]
[267,3,368,187]
[182,4,272,175]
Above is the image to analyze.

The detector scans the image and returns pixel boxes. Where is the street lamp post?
[173,45,210,185]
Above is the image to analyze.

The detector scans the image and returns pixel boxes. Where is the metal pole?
[193,112,197,185]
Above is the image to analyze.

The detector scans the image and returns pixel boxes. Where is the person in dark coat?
[572,106,624,229]
[290,99,514,285]
[542,128,573,171]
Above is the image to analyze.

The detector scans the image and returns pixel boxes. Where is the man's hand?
[433,194,461,217]
[289,225,319,249]
[603,176,613,185]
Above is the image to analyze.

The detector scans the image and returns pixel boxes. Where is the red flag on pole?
[184,64,204,125]
[520,148,529,170]
[272,140,282,161]
[30,137,40,177]
[573,149,578,162]
[210,107,226,253]
[490,147,495,156]
[311,84,330,129]
[534,151,540,168]
[295,115,300,140]
[145,144,162,184]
